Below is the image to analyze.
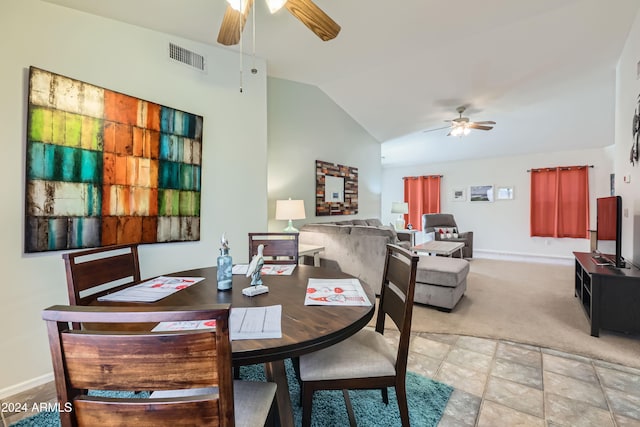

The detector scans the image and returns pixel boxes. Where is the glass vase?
[217,248,233,291]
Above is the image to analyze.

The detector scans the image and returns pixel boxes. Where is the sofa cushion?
[350,225,395,239]
[379,225,399,240]
[351,219,368,226]
[437,227,458,239]
[364,218,383,227]
[300,224,351,234]
[299,221,402,294]
[416,256,469,288]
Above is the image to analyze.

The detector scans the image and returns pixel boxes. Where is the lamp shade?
[390,202,409,214]
[275,199,306,221]
[276,199,305,233]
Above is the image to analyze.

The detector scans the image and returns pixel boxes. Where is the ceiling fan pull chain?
[251,0,257,75]
[239,7,243,93]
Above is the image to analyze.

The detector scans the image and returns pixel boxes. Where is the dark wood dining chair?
[42,304,277,427]
[298,244,419,427]
[244,233,299,379]
[248,232,299,264]
[62,244,141,305]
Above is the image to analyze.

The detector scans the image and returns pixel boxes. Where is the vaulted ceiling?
[43,0,640,166]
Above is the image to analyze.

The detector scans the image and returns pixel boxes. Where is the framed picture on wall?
[24,67,203,252]
[451,188,466,201]
[315,160,358,215]
[469,185,494,202]
[496,186,514,200]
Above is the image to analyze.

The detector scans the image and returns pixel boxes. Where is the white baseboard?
[0,372,53,400]
[473,249,574,266]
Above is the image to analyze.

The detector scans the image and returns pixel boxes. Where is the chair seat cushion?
[151,380,276,427]
[300,328,396,381]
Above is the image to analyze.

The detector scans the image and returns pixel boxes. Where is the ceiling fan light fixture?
[218,0,340,46]
[266,0,287,13]
[450,125,468,137]
[226,0,249,13]
[425,105,496,136]
[450,127,460,137]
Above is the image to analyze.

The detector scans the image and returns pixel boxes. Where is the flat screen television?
[595,195,624,268]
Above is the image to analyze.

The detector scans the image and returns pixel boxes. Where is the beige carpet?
[408,258,640,369]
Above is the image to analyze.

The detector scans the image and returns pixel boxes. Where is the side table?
[299,244,324,267]
[396,229,419,246]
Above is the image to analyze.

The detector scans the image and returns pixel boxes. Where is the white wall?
[614,8,640,267]
[382,147,615,261]
[381,7,640,266]
[266,78,381,231]
[1,0,268,394]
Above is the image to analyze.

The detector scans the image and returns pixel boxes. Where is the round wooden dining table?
[98,264,375,427]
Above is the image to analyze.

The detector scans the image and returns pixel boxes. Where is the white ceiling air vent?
[169,42,206,72]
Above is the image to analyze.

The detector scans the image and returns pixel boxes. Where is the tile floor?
[3,332,640,426]
[404,332,640,427]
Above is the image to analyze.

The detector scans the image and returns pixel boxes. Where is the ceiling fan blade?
[423,125,451,133]
[285,0,341,41]
[468,124,493,130]
[217,0,255,46]
[473,121,496,125]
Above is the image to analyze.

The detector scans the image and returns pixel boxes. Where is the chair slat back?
[375,244,419,376]
[61,333,218,391]
[385,254,412,296]
[74,396,220,427]
[248,233,299,264]
[62,244,141,305]
[42,304,234,427]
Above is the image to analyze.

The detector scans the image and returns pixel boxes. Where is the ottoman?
[414,256,470,311]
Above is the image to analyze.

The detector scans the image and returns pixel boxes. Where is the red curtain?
[530,166,590,238]
[403,176,441,231]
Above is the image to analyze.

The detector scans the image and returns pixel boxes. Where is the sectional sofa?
[299,218,469,311]
[298,219,411,294]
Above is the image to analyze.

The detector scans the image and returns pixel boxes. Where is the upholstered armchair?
[422,213,473,258]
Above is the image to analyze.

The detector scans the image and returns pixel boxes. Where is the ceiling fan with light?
[424,106,496,137]
[218,0,341,46]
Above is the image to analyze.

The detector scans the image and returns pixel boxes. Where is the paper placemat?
[304,278,371,306]
[97,276,204,302]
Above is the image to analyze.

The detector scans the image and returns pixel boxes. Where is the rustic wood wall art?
[315,160,358,216]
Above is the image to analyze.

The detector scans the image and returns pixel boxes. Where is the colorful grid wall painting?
[25,67,203,252]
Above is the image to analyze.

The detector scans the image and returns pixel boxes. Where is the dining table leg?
[264,360,294,427]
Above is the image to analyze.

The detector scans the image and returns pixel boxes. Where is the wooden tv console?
[573,252,640,337]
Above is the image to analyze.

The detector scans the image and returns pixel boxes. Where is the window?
[530,166,590,238]
[403,175,441,231]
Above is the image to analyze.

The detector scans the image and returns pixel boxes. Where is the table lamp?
[391,202,409,230]
[275,198,306,232]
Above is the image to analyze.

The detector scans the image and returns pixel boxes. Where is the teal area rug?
[11,360,452,426]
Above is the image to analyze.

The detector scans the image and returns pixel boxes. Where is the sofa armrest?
[460,231,473,256]
[396,241,411,250]
[459,231,473,241]
[396,231,411,242]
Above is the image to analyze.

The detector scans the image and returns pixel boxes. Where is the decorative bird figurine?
[246,244,265,286]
